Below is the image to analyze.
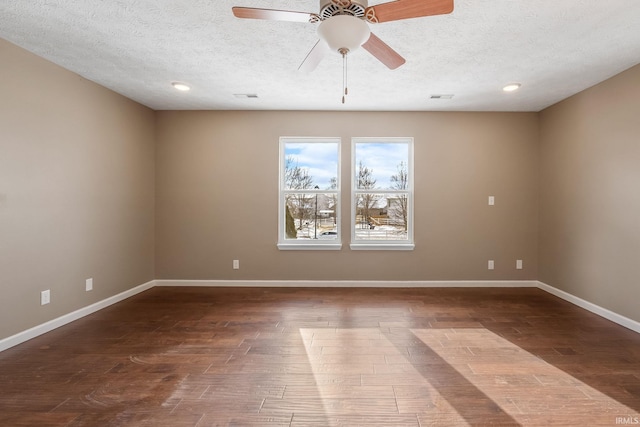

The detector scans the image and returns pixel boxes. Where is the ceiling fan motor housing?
[319,0,368,19]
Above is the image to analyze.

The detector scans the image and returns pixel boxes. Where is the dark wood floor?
[1,287,639,426]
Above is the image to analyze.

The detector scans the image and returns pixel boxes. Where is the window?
[278,137,341,250]
[351,138,414,250]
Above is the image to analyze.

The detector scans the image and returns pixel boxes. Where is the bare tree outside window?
[327,176,338,224]
[389,161,409,231]
[284,156,314,230]
[356,161,379,229]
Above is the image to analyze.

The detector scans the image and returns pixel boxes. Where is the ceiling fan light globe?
[317,15,370,53]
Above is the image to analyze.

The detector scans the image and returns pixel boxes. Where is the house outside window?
[278,137,341,250]
[351,137,414,250]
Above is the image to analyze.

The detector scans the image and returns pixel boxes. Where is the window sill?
[277,243,343,251]
[349,243,415,251]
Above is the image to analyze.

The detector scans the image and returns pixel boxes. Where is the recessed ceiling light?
[171,82,191,91]
[503,83,521,92]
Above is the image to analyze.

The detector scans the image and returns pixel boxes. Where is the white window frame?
[350,137,414,251]
[277,137,342,251]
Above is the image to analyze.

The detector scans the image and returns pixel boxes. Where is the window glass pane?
[355,142,409,190]
[353,193,410,241]
[284,194,338,240]
[284,142,339,190]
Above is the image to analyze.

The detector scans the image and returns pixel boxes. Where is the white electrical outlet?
[516,259,523,270]
[41,289,50,305]
[488,196,495,206]
[233,260,240,270]
[488,260,495,270]
[86,278,93,291]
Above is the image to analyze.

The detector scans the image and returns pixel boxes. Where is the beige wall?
[0,39,156,339]
[539,64,640,322]
[156,111,539,281]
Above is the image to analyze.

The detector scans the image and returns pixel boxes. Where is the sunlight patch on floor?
[295,327,640,425]
[411,328,638,425]
[300,328,466,425]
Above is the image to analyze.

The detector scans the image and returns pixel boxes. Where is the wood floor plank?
[260,396,399,416]
[283,384,396,400]
[291,414,420,426]
[197,414,292,426]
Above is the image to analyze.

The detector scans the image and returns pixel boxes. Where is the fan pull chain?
[339,48,349,104]
[344,50,348,96]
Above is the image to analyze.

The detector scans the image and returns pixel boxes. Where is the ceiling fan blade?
[298,40,328,73]
[365,0,454,23]
[232,7,316,23]
[362,33,406,70]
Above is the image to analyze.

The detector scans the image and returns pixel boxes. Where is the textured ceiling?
[1,0,639,111]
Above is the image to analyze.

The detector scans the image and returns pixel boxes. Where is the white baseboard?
[2,279,638,353]
[0,280,155,353]
[537,281,640,334]
[155,279,539,288]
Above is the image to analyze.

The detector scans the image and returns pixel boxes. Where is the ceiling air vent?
[430,94,454,99]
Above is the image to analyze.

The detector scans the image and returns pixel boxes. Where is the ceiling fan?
[232,0,454,101]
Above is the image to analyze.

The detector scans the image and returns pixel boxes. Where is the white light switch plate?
[41,290,50,305]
